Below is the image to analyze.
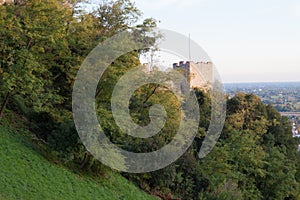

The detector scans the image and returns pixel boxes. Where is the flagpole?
[189,33,191,61]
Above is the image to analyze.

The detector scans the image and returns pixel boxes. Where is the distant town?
[225,82,300,151]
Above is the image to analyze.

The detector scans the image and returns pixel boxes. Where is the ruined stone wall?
[173,61,213,89]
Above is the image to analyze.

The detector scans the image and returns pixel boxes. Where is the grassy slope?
[0,124,158,200]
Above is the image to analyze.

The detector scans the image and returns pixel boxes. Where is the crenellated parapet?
[141,60,213,90]
[173,61,213,89]
[173,61,191,78]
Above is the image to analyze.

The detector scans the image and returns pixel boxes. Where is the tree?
[0,0,72,121]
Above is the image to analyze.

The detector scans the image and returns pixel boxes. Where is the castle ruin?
[173,61,213,89]
[141,61,213,90]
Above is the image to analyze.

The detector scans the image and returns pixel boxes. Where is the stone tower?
[173,61,213,89]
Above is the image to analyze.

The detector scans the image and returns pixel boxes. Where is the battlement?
[173,61,213,89]
[173,61,212,68]
[141,60,213,90]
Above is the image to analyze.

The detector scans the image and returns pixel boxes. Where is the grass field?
[0,124,158,200]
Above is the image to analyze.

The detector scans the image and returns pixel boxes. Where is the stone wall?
[173,61,213,89]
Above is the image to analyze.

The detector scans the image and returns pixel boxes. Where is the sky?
[86,0,300,83]
[132,0,300,83]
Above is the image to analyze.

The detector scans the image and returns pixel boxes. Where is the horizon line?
[223,80,300,84]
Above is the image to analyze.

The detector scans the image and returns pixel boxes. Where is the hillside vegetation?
[0,0,300,199]
[0,123,158,200]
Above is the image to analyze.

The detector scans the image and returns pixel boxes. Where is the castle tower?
[173,61,213,89]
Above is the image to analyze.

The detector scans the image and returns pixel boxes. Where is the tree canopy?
[0,1,299,199]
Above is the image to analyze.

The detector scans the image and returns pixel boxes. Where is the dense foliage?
[0,1,299,200]
[121,91,300,200]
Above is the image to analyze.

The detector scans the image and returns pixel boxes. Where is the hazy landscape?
[0,0,300,200]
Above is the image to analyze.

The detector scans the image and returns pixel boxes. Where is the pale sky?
[133,0,300,83]
[86,0,300,83]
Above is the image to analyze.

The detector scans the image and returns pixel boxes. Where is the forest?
[0,0,300,199]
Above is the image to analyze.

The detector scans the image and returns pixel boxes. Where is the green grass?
[0,124,158,200]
